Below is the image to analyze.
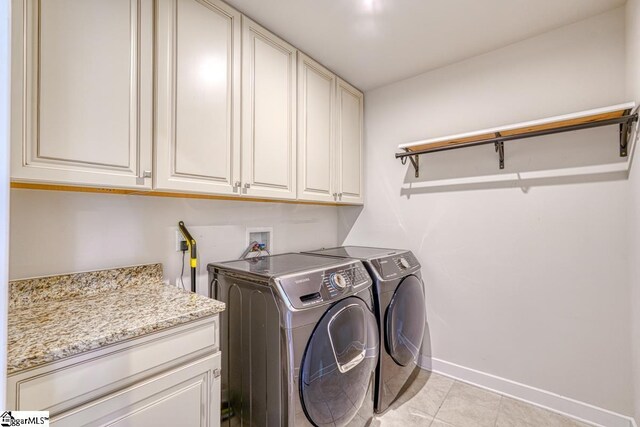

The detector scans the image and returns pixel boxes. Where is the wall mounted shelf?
[396,102,638,177]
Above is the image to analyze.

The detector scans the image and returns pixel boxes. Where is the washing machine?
[208,253,379,427]
[304,246,426,414]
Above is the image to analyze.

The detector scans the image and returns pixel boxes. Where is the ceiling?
[224,0,626,91]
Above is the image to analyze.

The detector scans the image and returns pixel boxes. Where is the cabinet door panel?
[241,17,296,199]
[336,79,364,204]
[39,1,130,167]
[11,0,153,188]
[52,353,221,427]
[155,0,240,194]
[297,53,335,202]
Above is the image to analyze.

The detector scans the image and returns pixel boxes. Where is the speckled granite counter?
[8,264,225,374]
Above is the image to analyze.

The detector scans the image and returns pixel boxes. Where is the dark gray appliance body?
[304,247,426,414]
[208,253,379,427]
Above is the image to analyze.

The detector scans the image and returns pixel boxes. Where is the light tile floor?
[372,371,591,427]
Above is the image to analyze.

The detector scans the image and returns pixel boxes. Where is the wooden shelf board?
[399,102,636,153]
[10,182,356,207]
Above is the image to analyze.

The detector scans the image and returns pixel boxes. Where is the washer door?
[300,297,379,427]
[385,275,426,366]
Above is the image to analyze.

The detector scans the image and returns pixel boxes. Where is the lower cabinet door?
[52,352,221,427]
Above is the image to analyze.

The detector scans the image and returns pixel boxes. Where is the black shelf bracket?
[494,132,505,169]
[620,109,636,157]
[400,151,420,178]
[396,107,639,178]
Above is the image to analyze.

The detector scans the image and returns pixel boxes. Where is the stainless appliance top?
[305,246,421,281]
[307,246,406,260]
[209,253,373,311]
[208,253,350,278]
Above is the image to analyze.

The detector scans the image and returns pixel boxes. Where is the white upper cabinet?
[10,1,363,204]
[241,17,297,200]
[336,78,364,204]
[297,53,336,203]
[155,0,241,195]
[11,0,153,189]
[297,57,364,205]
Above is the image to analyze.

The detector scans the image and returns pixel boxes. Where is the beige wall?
[9,190,339,294]
[342,7,634,416]
[626,0,640,424]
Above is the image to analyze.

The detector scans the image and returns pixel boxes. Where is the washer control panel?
[278,261,372,309]
[330,272,347,289]
[322,265,369,298]
[370,251,421,280]
[397,257,411,270]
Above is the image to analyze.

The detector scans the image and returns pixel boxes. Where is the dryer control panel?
[370,251,421,280]
[277,262,372,310]
[322,265,370,298]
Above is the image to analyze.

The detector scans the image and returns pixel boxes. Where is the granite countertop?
[8,264,225,375]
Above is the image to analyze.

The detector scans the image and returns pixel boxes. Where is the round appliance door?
[385,275,426,366]
[300,297,379,427]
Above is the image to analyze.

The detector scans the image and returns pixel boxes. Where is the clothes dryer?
[305,247,425,413]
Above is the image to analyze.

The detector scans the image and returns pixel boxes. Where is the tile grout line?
[439,378,507,427]
[493,395,504,427]
[405,374,590,427]
[432,378,458,425]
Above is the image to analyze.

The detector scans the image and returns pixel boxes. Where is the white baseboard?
[419,355,637,427]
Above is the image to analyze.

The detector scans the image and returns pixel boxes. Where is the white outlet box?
[246,227,274,253]
[175,229,187,252]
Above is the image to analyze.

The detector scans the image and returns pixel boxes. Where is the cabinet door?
[52,352,221,427]
[241,17,297,200]
[11,0,153,189]
[297,53,336,202]
[336,79,364,205]
[155,0,241,195]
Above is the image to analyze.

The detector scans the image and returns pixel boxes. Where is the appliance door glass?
[385,275,426,366]
[300,297,379,427]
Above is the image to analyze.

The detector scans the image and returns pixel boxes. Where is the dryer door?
[300,297,379,427]
[385,275,426,366]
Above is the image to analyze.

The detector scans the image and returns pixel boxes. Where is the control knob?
[398,257,410,269]
[330,273,347,289]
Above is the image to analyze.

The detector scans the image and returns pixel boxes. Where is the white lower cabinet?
[7,317,221,427]
[54,354,220,427]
